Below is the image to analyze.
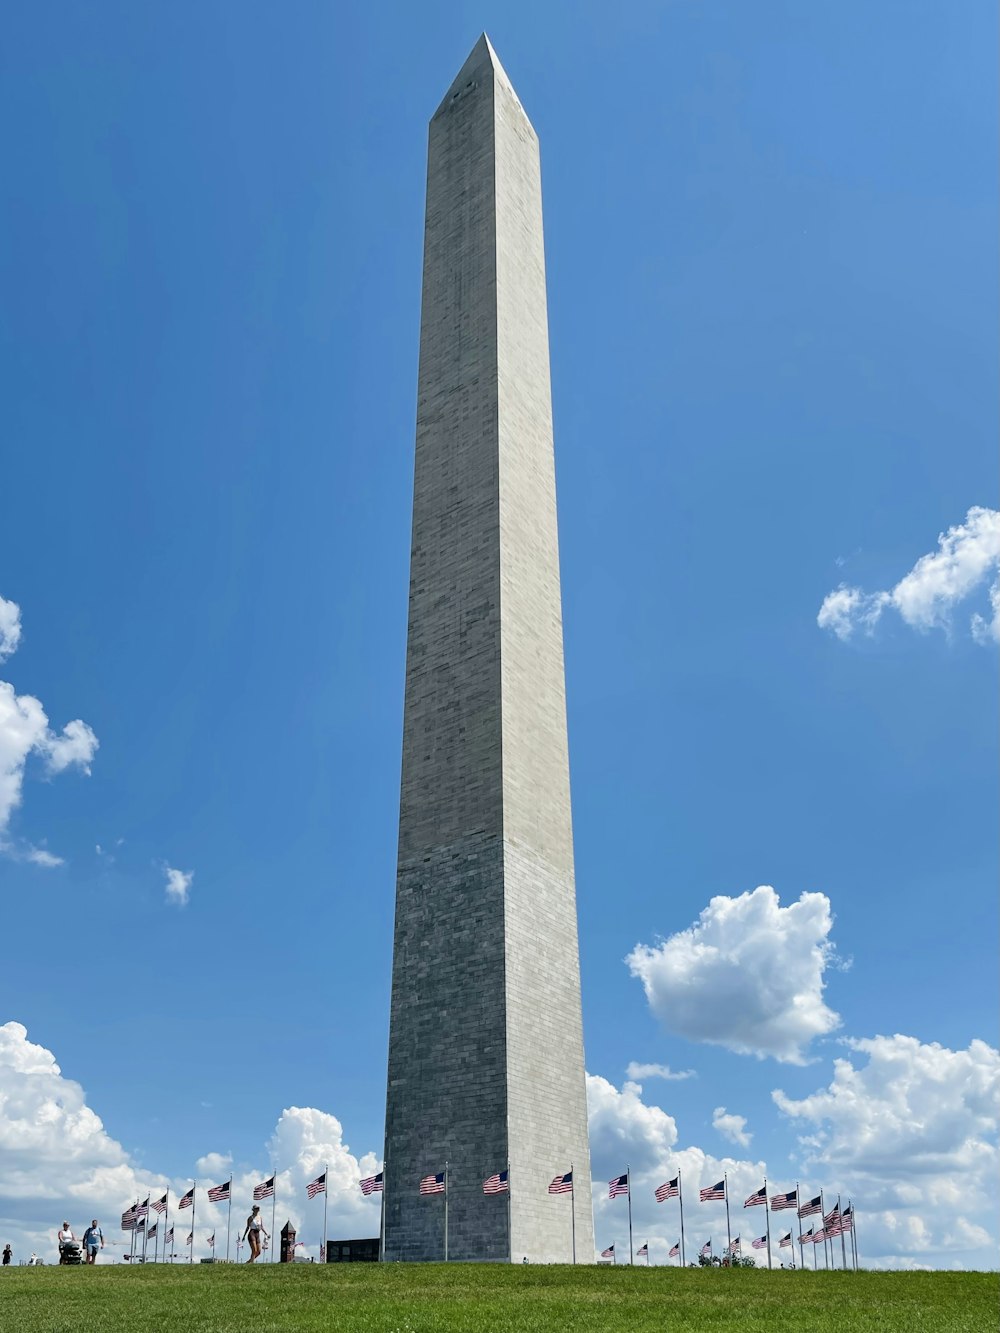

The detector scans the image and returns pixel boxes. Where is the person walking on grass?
[242,1205,268,1262]
[2,1243,11,1266]
[82,1220,104,1264]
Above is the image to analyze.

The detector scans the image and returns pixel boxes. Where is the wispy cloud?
[163,864,193,907]
[625,1062,696,1082]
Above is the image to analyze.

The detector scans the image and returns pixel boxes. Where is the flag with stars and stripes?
[483,1171,509,1195]
[609,1173,629,1198]
[637,1243,648,1258]
[601,1244,615,1259]
[307,1173,327,1200]
[548,1172,573,1195]
[751,1235,768,1250]
[744,1185,767,1208]
[655,1176,679,1202]
[699,1240,712,1258]
[669,1241,680,1258]
[253,1177,275,1201]
[151,1194,168,1215]
[779,1232,792,1248]
[121,1206,137,1231]
[208,1181,230,1203]
[419,1173,445,1196]
[178,1188,194,1210]
[771,1189,798,1211]
[135,1198,149,1218]
[700,1180,725,1202]
[798,1195,822,1218]
[360,1172,383,1195]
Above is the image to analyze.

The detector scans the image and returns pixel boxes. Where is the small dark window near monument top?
[452,80,476,102]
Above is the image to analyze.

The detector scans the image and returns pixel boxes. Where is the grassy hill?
[0,1262,993,1331]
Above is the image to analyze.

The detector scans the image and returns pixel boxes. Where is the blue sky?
[1,0,996,1268]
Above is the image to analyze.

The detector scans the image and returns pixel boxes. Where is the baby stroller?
[59,1240,83,1265]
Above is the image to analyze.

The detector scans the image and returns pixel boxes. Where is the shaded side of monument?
[383,34,595,1263]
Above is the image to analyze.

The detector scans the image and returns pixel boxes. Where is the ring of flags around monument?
[113,1164,859,1268]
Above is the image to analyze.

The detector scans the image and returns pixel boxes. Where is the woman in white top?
[57,1222,75,1262]
[242,1205,268,1263]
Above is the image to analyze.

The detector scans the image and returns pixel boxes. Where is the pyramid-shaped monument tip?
[434,33,515,118]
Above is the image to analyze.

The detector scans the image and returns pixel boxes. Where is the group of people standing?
[1,1205,269,1267]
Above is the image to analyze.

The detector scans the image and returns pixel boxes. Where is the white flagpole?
[506,1160,511,1264]
[627,1164,634,1265]
[322,1164,329,1264]
[837,1194,848,1270]
[379,1156,387,1262]
[763,1178,772,1269]
[678,1170,686,1267]
[797,1182,805,1273]
[570,1163,576,1264]
[190,1183,196,1265]
[819,1190,830,1268]
[271,1178,277,1264]
[443,1162,449,1262]
[724,1172,732,1259]
[226,1178,233,1262]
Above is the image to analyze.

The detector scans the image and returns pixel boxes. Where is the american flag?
[798,1228,814,1244]
[483,1170,509,1195]
[186,1232,193,1246]
[779,1232,792,1248]
[841,1205,854,1232]
[609,1173,629,1199]
[728,1237,741,1254]
[700,1180,725,1202]
[798,1195,822,1218]
[165,1227,174,1243]
[147,1222,157,1239]
[207,1233,215,1248]
[699,1240,712,1258]
[208,1181,230,1203]
[771,1189,798,1212]
[253,1176,275,1201]
[360,1172,383,1196]
[744,1185,767,1208]
[751,1235,768,1250]
[824,1205,842,1233]
[178,1188,194,1210]
[307,1173,327,1200]
[669,1241,680,1258]
[655,1176,679,1202]
[151,1194,168,1214]
[811,1228,827,1244]
[135,1218,145,1231]
[419,1173,445,1196]
[548,1172,573,1195]
[601,1244,615,1259]
[136,1197,149,1218]
[637,1243,648,1258]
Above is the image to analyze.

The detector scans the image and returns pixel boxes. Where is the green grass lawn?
[0,1263,994,1332]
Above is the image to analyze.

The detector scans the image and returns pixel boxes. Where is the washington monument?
[383,35,594,1263]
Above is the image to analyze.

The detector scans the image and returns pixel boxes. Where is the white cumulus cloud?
[773,1033,1000,1268]
[713,1107,752,1147]
[0,593,22,661]
[586,1073,767,1265]
[0,592,98,861]
[818,506,1000,644]
[164,865,193,907]
[0,1021,382,1264]
[626,886,841,1064]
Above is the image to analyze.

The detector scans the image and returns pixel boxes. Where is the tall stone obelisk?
[383,35,594,1264]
